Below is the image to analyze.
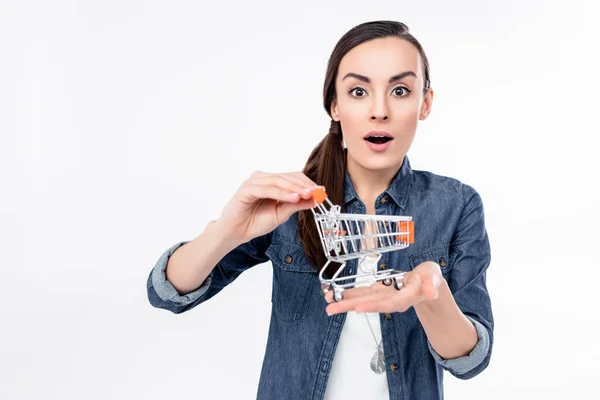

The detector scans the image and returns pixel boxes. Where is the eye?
[392,86,412,97]
[348,86,368,98]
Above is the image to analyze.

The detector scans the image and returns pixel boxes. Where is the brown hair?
[297,21,431,274]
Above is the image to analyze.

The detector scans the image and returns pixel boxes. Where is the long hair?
[297,21,431,273]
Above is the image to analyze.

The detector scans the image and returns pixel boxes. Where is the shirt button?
[390,363,399,371]
[384,313,391,320]
[381,196,388,204]
[439,258,447,267]
[379,263,387,270]
[284,255,293,264]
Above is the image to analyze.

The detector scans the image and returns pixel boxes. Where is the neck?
[346,155,403,212]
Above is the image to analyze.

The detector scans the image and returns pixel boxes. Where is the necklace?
[364,313,386,374]
[357,255,387,374]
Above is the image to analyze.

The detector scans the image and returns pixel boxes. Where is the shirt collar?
[343,155,413,210]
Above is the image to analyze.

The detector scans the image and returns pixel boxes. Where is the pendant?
[370,342,386,374]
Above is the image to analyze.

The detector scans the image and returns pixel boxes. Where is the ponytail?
[298,119,346,273]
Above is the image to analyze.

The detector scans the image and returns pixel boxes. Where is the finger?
[252,175,324,202]
[323,285,376,304]
[247,175,308,197]
[354,279,423,313]
[247,172,324,202]
[330,282,391,301]
[354,294,418,314]
[280,171,318,188]
[276,198,317,221]
[352,278,423,314]
[248,170,319,191]
[398,273,423,299]
[283,173,325,200]
[326,291,389,315]
[421,275,439,300]
[329,286,373,301]
[323,281,394,307]
[239,183,301,204]
[248,171,317,192]
[278,172,317,189]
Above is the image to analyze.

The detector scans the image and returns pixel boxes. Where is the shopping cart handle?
[312,188,327,205]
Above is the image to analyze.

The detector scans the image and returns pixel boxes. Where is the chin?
[349,151,404,172]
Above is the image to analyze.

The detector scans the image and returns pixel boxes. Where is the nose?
[369,95,389,121]
[371,115,388,121]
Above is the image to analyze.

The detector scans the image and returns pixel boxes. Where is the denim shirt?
[146,156,494,400]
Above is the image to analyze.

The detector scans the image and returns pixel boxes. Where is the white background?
[1,0,599,399]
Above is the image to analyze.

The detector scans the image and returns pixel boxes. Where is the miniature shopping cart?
[311,188,415,302]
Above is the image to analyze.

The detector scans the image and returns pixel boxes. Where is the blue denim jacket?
[146,156,494,400]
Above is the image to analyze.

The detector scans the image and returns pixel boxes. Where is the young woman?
[147,20,494,400]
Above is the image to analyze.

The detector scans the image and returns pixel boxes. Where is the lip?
[363,130,394,152]
[364,140,393,152]
[363,131,393,139]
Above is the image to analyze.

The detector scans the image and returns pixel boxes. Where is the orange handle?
[396,221,415,244]
[312,188,327,205]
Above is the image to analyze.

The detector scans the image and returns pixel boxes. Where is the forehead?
[337,37,422,81]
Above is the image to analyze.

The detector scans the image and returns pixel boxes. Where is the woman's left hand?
[324,261,444,315]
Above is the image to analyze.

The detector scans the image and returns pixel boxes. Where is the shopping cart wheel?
[333,287,344,302]
[382,276,403,290]
[393,278,403,291]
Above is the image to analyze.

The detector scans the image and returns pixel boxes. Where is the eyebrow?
[341,71,417,84]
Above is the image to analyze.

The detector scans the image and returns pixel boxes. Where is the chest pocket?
[409,244,456,277]
[265,238,318,324]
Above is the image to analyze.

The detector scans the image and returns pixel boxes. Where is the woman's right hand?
[214,171,324,246]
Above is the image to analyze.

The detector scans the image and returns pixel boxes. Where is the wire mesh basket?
[311,188,414,301]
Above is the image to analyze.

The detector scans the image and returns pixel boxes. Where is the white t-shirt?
[324,255,390,400]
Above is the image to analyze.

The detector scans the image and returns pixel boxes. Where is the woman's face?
[331,37,433,172]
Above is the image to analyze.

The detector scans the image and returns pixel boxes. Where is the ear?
[330,99,340,121]
[419,88,434,121]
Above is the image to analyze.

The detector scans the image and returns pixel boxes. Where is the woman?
[147,20,493,400]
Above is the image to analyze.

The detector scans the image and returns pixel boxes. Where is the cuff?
[427,316,490,375]
[151,241,213,305]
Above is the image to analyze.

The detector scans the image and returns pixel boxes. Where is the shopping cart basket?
[311,188,414,301]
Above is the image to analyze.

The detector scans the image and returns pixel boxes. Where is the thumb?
[421,274,440,301]
[277,199,315,222]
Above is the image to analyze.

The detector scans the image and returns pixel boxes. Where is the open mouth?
[365,136,393,144]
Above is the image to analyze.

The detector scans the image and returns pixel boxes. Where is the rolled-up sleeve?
[147,241,213,313]
[428,184,494,379]
[427,316,490,377]
[147,234,271,314]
